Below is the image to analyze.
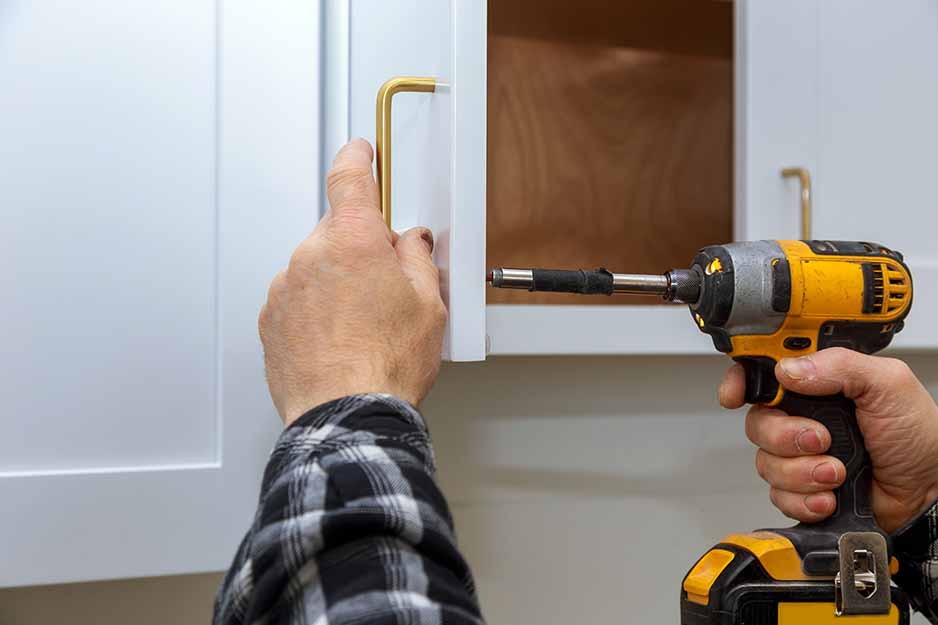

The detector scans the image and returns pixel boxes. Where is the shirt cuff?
[263,393,436,486]
[289,393,428,434]
[892,498,938,617]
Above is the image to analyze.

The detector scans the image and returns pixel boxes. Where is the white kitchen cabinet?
[0,1,319,586]
[4,0,936,592]
[812,0,938,349]
[325,0,938,359]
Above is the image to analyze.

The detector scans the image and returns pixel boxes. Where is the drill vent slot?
[886,268,909,313]
[863,263,908,315]
[870,264,885,312]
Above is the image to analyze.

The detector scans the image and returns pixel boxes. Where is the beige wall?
[3,354,935,624]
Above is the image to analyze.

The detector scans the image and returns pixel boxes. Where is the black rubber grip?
[772,392,881,570]
[531,268,614,295]
[778,392,874,525]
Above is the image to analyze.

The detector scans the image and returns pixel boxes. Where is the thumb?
[395,227,441,299]
[775,347,919,404]
[325,138,382,222]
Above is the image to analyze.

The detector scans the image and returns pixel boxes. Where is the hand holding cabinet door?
[259,139,448,426]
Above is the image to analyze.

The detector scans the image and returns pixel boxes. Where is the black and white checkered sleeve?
[213,394,485,625]
[894,499,938,623]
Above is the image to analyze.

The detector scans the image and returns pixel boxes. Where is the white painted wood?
[1,2,216,473]
[735,0,819,241]
[0,0,319,587]
[486,307,712,356]
[814,0,938,350]
[324,0,487,361]
[321,0,350,218]
[449,0,488,361]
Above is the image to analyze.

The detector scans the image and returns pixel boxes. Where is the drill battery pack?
[681,534,910,625]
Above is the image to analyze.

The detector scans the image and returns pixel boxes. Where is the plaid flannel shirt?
[213,394,484,625]
[894,499,938,622]
[213,393,938,624]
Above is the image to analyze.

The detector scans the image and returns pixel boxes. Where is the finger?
[769,487,836,523]
[325,138,382,222]
[775,348,921,403]
[718,364,746,409]
[745,405,832,457]
[755,449,845,493]
[394,227,441,301]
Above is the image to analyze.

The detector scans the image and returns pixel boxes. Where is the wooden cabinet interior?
[487,0,733,305]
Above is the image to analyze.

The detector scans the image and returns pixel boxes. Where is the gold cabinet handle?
[781,167,812,240]
[375,77,437,228]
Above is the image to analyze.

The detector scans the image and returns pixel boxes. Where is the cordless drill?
[488,240,914,624]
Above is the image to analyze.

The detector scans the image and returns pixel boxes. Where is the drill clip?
[834,532,891,616]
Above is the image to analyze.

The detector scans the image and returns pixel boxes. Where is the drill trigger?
[734,356,780,405]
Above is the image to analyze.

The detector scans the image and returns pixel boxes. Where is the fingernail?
[812,462,840,484]
[795,428,824,453]
[805,493,834,514]
[420,229,434,253]
[780,356,817,381]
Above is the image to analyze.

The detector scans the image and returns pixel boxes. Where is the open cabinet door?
[0,1,319,586]
[322,0,487,361]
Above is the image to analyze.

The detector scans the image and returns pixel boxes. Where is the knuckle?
[790,459,812,485]
[768,487,781,508]
[266,270,287,301]
[432,300,448,325]
[327,164,372,190]
[287,245,318,278]
[422,255,441,277]
[884,357,914,385]
[826,346,856,368]
[744,407,765,443]
[327,213,384,251]
[327,166,374,202]
[773,424,795,454]
[754,451,769,481]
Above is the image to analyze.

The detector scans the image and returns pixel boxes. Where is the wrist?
[877,481,938,534]
[281,385,418,427]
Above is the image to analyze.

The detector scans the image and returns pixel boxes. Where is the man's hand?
[719,348,938,533]
[259,139,446,426]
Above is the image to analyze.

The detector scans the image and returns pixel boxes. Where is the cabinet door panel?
[325,0,487,361]
[0,0,318,586]
[1,1,216,473]
[735,0,818,241]
[815,0,938,349]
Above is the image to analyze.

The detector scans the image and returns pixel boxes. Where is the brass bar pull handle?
[376,77,437,228]
[781,167,812,240]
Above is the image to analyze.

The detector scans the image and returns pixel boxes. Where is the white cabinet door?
[0,1,319,586]
[814,0,938,349]
[323,0,487,361]
[735,0,819,241]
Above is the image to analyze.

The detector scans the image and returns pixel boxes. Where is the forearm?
[214,394,484,625]
[894,499,938,623]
